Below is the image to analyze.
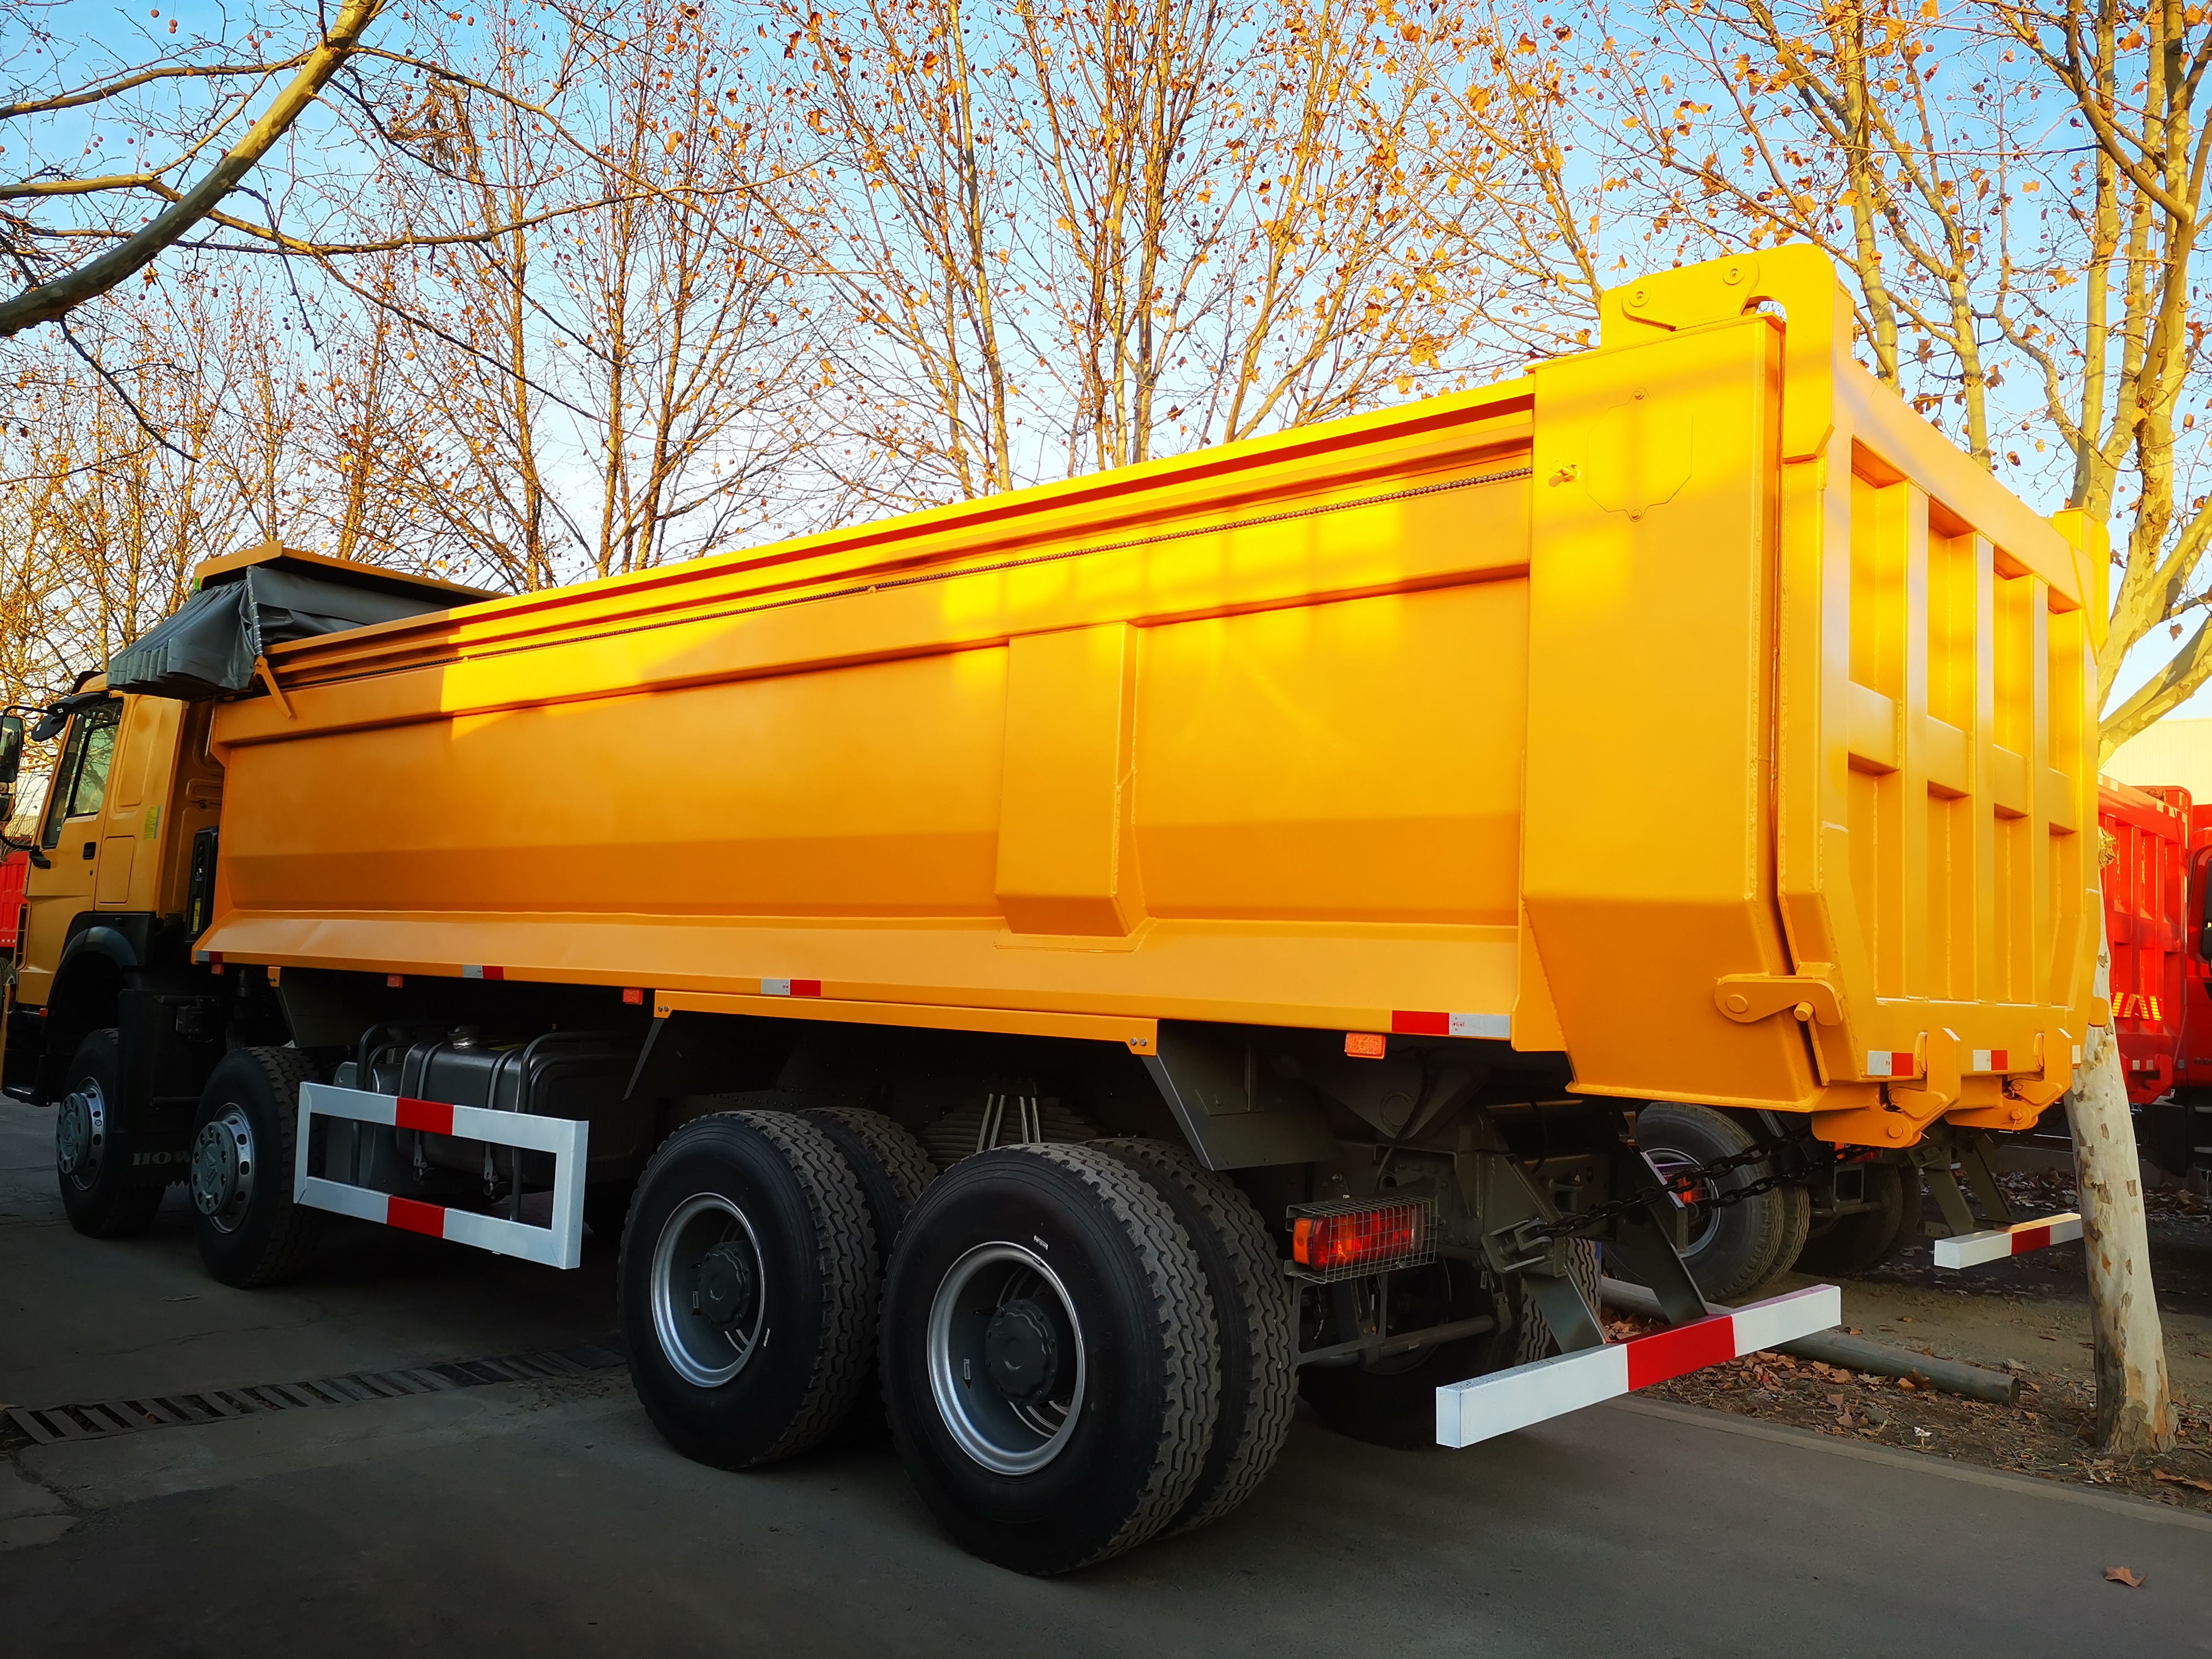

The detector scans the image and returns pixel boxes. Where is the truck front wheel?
[880,1143,1220,1574]
[190,1047,325,1287]
[621,1112,877,1468]
[55,1029,164,1238]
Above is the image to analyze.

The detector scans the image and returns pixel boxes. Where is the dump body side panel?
[205,395,1542,1039]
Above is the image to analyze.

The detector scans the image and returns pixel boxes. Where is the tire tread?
[731,1110,878,1461]
[1089,1137,1292,1531]
[1005,1142,1220,1566]
[202,1046,324,1287]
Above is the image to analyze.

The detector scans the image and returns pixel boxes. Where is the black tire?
[881,1142,1219,1574]
[190,1047,326,1287]
[620,1111,876,1468]
[1090,1137,1294,1531]
[802,1107,938,1246]
[1297,1258,1522,1450]
[1633,1102,1810,1301]
[54,1029,164,1239]
[1796,1162,1919,1277]
[1515,1238,1604,1364]
[802,1107,939,1444]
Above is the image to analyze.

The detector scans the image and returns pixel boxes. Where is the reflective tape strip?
[386,1195,447,1238]
[760,978,823,998]
[1865,1051,1918,1078]
[1390,1011,1510,1040]
[1971,1049,2011,1072]
[293,1081,588,1270]
[394,1097,453,1136]
[1435,1283,1842,1447]
[462,964,506,981]
[1930,1212,2083,1269]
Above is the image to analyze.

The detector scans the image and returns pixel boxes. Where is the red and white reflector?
[1865,1051,1918,1079]
[1390,1010,1510,1040]
[1434,1283,1841,1448]
[293,1081,588,1269]
[760,978,823,998]
[1970,1049,2010,1072]
[462,964,506,981]
[1930,1212,2082,1269]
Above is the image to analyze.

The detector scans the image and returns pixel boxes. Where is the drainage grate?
[1,1341,626,1452]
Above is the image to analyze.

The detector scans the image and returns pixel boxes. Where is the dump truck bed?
[199,248,2100,1147]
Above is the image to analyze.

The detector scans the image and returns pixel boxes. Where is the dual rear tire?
[620,1118,1288,1573]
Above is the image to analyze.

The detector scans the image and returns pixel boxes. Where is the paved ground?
[4,1100,2208,1658]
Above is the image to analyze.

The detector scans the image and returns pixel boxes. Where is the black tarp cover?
[106,562,468,700]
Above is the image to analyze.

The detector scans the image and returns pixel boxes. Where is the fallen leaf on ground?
[2152,1471,2212,1493]
[2105,1566,2143,1588]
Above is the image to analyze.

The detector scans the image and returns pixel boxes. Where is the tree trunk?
[2064,925,2176,1456]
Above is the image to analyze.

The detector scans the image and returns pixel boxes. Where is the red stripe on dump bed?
[386,1196,447,1238]
[1390,1010,1450,1036]
[395,1097,454,1136]
[1624,1313,1738,1390]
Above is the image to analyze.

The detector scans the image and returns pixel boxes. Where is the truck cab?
[4,544,487,1230]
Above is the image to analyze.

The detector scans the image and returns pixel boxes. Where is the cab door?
[18,698,122,1010]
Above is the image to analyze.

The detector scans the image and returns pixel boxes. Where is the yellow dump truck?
[8,246,2101,1573]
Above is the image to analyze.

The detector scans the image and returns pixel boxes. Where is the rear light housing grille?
[1286,1194,1437,1282]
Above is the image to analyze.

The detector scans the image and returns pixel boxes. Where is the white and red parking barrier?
[293,1082,588,1270]
[1434,1283,1842,1448]
[1930,1212,2082,1269]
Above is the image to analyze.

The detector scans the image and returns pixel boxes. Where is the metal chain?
[1524,1141,1806,1245]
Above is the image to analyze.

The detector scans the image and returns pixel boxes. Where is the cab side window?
[39,701,122,850]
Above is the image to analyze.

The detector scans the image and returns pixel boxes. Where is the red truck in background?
[0,847,26,955]
[2098,777,2211,1194]
[2100,780,2189,1107]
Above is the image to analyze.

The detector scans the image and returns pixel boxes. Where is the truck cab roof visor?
[107,560,481,701]
[29,689,112,742]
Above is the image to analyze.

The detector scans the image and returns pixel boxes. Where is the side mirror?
[0,713,23,787]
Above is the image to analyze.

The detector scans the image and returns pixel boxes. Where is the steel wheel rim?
[1645,1146,1727,1257]
[651,1192,768,1388]
[927,1241,1087,1476]
[191,1106,256,1233]
[55,1077,106,1191]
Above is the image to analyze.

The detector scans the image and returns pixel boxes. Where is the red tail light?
[1291,1200,1432,1278]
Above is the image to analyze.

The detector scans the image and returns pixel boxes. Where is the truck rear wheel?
[1090,1137,1294,1531]
[802,1107,938,1442]
[621,1112,876,1468]
[190,1047,326,1287]
[1633,1102,1810,1301]
[881,1142,1220,1574]
[1796,1162,1918,1277]
[1298,1258,1521,1449]
[55,1029,164,1239]
[802,1107,937,1246]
